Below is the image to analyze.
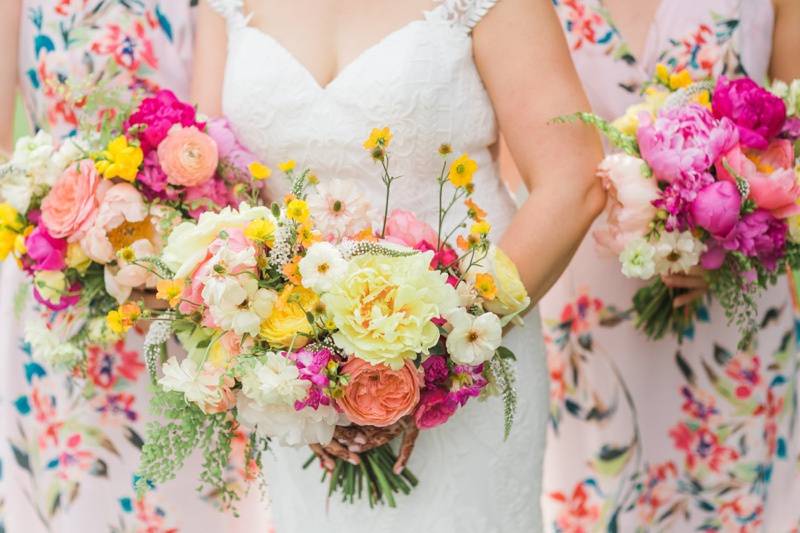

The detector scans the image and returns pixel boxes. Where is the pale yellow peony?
[259,285,318,349]
[322,251,458,369]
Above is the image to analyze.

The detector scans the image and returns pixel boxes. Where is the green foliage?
[491,352,518,441]
[551,112,641,157]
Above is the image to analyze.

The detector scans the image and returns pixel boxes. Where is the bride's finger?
[673,288,706,308]
[309,444,335,472]
[325,439,361,465]
[661,274,708,289]
[393,424,420,475]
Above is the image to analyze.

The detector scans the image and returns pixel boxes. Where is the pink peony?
[712,77,786,150]
[137,151,179,201]
[25,227,67,271]
[717,139,800,218]
[126,89,202,154]
[41,160,110,241]
[690,180,741,238]
[593,154,660,254]
[384,209,438,248]
[158,125,219,188]
[183,177,233,219]
[206,118,259,176]
[637,104,739,183]
[414,387,458,430]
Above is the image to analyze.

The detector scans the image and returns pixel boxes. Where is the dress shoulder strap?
[428,0,501,33]
[206,0,246,30]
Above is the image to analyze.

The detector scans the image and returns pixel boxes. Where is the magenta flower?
[34,281,81,311]
[718,210,787,270]
[654,171,716,231]
[637,104,739,183]
[183,177,233,219]
[290,348,333,411]
[414,387,459,430]
[137,151,179,201]
[450,364,488,406]
[126,89,203,154]
[690,180,741,238]
[712,77,786,149]
[25,227,67,271]
[422,355,449,386]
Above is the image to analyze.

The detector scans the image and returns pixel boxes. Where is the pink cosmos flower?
[384,209,438,248]
[637,104,738,183]
[712,76,786,149]
[126,89,202,154]
[25,227,67,271]
[717,139,800,218]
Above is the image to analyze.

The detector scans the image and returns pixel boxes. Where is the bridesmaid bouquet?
[561,67,800,346]
[0,87,263,371]
[131,128,529,508]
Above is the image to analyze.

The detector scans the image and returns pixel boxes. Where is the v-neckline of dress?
[598,0,668,75]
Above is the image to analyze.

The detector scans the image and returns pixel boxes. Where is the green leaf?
[495,346,516,361]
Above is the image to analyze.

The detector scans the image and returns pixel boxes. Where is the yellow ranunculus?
[448,153,478,188]
[95,136,143,182]
[322,252,459,369]
[259,285,317,348]
[465,245,530,319]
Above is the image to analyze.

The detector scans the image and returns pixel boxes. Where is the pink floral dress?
[1,2,272,532]
[542,1,800,531]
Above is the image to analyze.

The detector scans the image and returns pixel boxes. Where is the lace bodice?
[207,2,547,532]
[212,0,517,236]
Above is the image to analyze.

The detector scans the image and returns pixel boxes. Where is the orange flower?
[339,358,421,427]
[474,273,497,301]
[282,256,302,285]
[464,198,487,221]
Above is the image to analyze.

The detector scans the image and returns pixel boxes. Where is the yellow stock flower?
[669,70,693,90]
[244,218,276,245]
[286,199,310,223]
[95,136,143,182]
[448,154,478,188]
[156,279,185,308]
[248,161,272,180]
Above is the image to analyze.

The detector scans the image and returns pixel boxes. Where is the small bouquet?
[133,128,530,508]
[561,66,800,345]
[0,87,265,371]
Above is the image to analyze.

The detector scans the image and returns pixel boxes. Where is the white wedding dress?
[208,1,548,531]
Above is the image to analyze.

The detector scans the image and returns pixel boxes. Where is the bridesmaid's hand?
[661,267,708,309]
[309,417,419,474]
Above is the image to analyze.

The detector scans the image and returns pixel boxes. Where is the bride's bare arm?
[771,0,800,81]
[191,1,229,115]
[474,0,605,303]
[0,0,22,155]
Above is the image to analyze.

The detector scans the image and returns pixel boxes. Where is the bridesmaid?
[517,0,800,531]
[0,2,271,531]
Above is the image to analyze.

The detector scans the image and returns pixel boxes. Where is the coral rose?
[158,125,219,187]
[41,160,110,240]
[339,358,421,427]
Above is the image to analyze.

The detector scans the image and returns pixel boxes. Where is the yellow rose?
[259,285,317,348]
[465,245,530,319]
[322,252,458,369]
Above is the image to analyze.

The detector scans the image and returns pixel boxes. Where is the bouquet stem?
[632,278,700,342]
[305,444,418,507]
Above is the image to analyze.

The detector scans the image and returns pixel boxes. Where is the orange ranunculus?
[338,358,422,427]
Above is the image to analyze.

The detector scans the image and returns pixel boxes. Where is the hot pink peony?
[41,160,110,241]
[717,139,800,218]
[126,89,202,154]
[690,180,741,238]
[637,104,738,183]
[384,209,438,248]
[414,387,458,429]
[25,227,67,271]
[158,125,219,188]
[712,77,786,150]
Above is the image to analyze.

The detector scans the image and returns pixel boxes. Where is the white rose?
[620,238,656,279]
[299,241,347,293]
[445,308,502,365]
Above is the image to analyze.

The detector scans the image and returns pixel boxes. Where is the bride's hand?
[129,288,169,311]
[661,266,708,308]
[309,417,420,474]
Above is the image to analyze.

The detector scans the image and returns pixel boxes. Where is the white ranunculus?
[298,241,347,293]
[239,352,309,406]
[236,393,338,447]
[653,230,705,275]
[620,238,656,279]
[159,357,224,406]
[163,203,275,279]
[445,308,502,365]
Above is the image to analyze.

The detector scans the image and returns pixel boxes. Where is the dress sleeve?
[206,0,246,30]
[430,0,501,33]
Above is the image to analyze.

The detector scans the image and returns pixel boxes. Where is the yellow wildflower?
[156,279,185,308]
[106,302,141,334]
[286,199,310,223]
[248,161,272,180]
[278,160,296,173]
[448,154,478,188]
[655,64,670,86]
[438,143,453,156]
[117,246,136,263]
[307,172,319,185]
[470,220,491,236]
[363,127,393,152]
[669,70,693,91]
[95,135,143,182]
[474,273,497,301]
[244,218,276,245]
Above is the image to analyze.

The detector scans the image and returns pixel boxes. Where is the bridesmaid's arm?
[473,0,605,303]
[0,0,22,154]
[771,0,800,81]
[190,1,229,116]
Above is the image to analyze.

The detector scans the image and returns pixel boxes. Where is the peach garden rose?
[338,358,422,427]
[41,160,110,241]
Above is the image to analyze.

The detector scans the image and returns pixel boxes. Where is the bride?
[193,0,604,530]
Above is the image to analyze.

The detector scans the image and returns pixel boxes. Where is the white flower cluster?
[268,219,296,271]
[620,231,706,279]
[24,315,83,369]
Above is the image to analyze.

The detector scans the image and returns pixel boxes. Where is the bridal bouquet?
[133,128,529,508]
[0,87,263,370]
[562,67,800,345]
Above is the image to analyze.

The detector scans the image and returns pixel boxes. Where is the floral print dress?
[542,1,800,531]
[1,2,272,532]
